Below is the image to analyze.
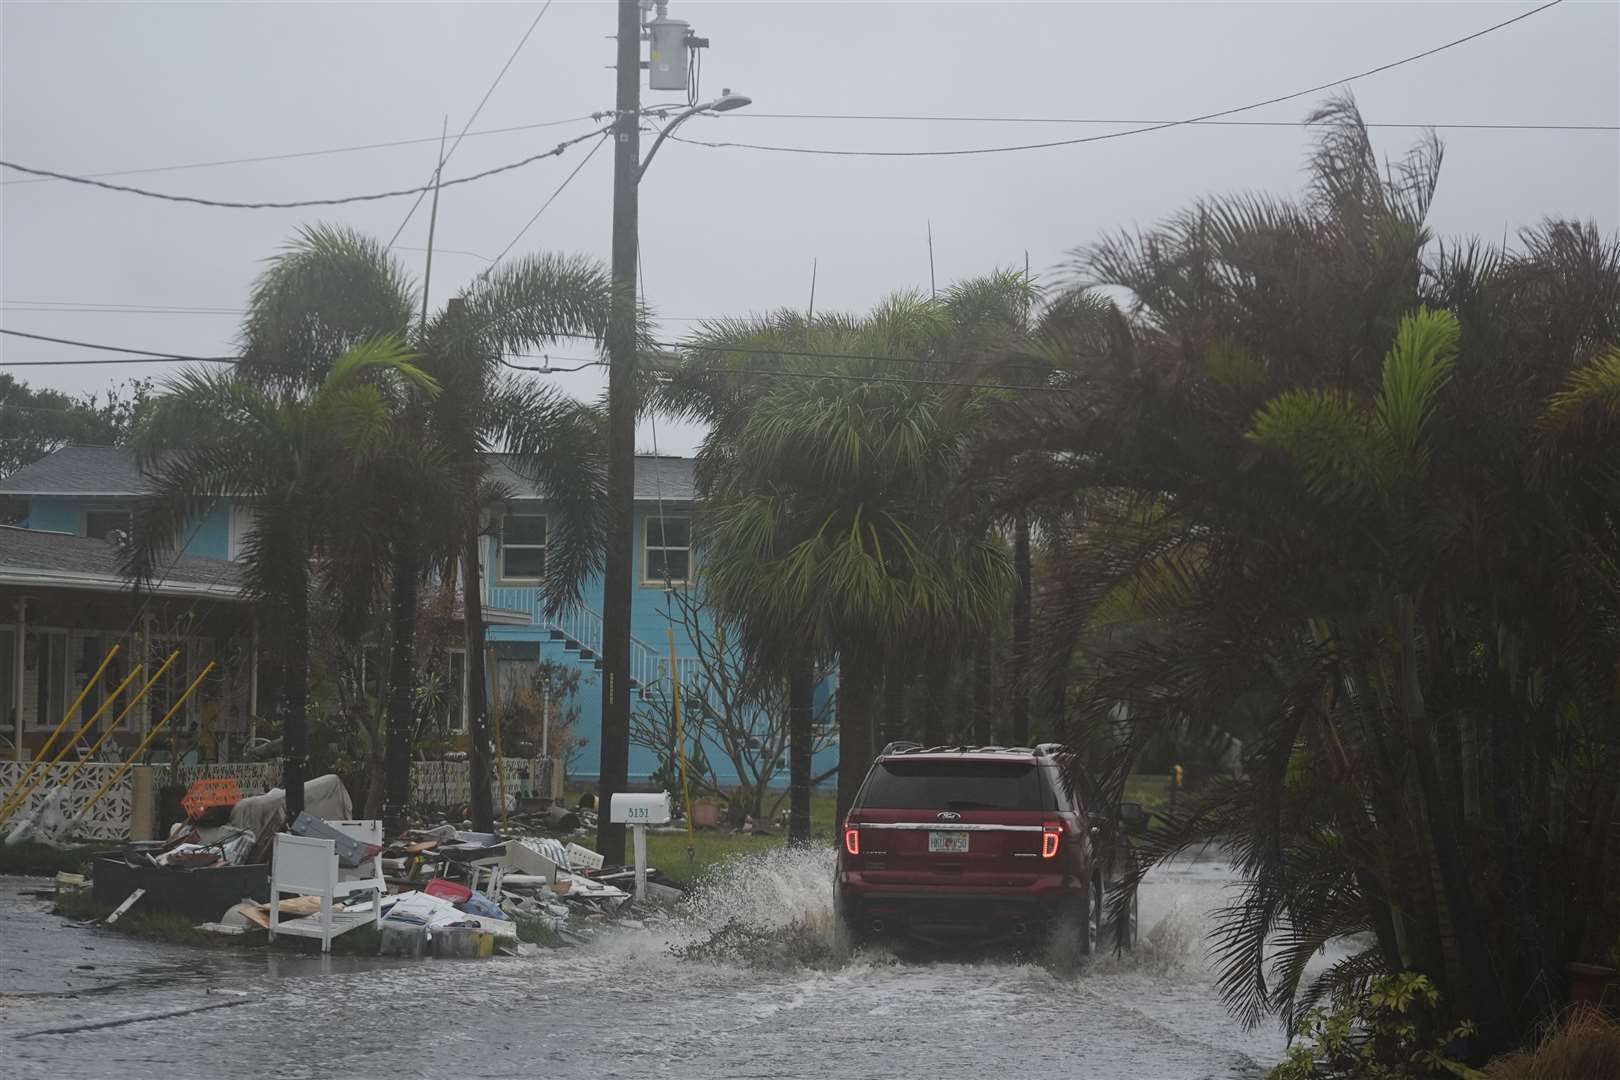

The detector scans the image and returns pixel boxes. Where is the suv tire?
[1101,882,1139,950]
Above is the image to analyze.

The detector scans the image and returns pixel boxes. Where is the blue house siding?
[23,497,232,559]
[485,504,839,789]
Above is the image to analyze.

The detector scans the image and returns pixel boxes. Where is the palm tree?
[972,93,1620,1056]
[236,225,615,831]
[664,292,1015,830]
[125,338,435,821]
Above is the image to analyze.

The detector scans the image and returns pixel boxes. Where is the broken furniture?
[268,819,385,952]
[92,853,269,921]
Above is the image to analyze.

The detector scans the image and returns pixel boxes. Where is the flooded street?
[1,851,1284,1080]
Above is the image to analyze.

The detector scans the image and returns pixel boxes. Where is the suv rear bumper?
[836,872,1083,940]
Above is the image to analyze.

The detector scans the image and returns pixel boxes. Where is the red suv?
[834,742,1135,952]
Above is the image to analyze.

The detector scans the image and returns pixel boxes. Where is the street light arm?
[637,105,705,183]
[638,91,750,182]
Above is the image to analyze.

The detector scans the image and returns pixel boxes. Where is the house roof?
[0,446,162,496]
[1,446,697,503]
[0,524,245,600]
[487,454,695,503]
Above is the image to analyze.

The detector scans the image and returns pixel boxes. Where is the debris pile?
[67,776,685,960]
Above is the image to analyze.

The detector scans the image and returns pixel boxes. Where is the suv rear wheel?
[1101,883,1139,950]
[1081,871,1103,956]
[1043,875,1101,965]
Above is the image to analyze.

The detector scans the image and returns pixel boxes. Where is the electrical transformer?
[647,14,690,91]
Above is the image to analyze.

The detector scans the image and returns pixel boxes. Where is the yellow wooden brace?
[0,663,147,829]
[58,650,182,791]
[0,645,121,822]
[78,661,216,821]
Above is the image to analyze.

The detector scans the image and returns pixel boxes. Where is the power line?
[0,328,238,362]
[535,331,1062,374]
[730,112,1617,133]
[1,300,239,311]
[0,116,599,188]
[499,355,606,375]
[673,0,1569,159]
[386,1,557,250]
[483,133,611,273]
[1,306,239,317]
[1,325,1072,392]
[648,360,1054,393]
[0,124,611,210]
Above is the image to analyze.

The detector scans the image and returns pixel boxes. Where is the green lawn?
[642,790,840,887]
[1122,774,1172,814]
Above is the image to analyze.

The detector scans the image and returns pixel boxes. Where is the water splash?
[669,845,846,969]
[683,845,840,933]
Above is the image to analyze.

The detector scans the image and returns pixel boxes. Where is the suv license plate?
[928,831,969,854]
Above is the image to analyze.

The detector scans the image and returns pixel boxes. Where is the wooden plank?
[234,895,325,930]
[105,888,145,925]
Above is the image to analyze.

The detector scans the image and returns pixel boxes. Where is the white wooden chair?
[268,820,385,953]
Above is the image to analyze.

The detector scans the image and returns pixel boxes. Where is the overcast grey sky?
[3,1,1616,455]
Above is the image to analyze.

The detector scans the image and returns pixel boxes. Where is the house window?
[25,629,67,730]
[145,638,195,733]
[643,513,690,585]
[85,510,132,541]
[228,503,260,562]
[499,514,546,582]
[69,632,131,733]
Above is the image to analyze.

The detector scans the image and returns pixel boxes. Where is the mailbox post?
[609,791,672,903]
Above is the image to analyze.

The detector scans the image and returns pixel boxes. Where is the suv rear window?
[858,760,1051,811]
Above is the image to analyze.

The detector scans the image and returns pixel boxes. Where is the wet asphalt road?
[0,851,1286,1080]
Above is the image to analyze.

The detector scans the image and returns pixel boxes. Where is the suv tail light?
[1042,820,1062,859]
[843,824,860,856]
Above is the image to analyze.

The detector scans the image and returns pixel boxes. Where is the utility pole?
[597,0,642,865]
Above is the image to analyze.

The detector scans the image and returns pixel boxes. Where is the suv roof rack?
[878,743,1058,758]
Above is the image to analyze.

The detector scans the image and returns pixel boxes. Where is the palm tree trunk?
[883,661,906,745]
[382,544,420,835]
[1396,598,1505,1043]
[922,653,945,747]
[1042,639,1074,745]
[281,575,310,822]
[788,661,814,846]
[836,648,879,831]
[973,636,992,746]
[460,534,496,831]
[1486,656,1558,1028]
[1012,511,1032,745]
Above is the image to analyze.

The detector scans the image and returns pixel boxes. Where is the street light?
[638,90,752,181]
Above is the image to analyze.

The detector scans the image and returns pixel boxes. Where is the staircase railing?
[485,584,663,692]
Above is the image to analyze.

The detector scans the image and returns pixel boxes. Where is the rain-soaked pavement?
[0,850,1288,1080]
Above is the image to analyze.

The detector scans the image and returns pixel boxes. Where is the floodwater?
[0,850,1288,1080]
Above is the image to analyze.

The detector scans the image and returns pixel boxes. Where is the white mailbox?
[610,791,673,826]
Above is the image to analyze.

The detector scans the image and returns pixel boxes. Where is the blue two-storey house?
[0,446,836,791]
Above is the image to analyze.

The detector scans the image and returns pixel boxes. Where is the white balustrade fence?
[410,756,558,810]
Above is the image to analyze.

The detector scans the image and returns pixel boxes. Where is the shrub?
[1270,972,1480,1079]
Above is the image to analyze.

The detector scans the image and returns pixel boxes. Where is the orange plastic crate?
[181,777,241,820]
